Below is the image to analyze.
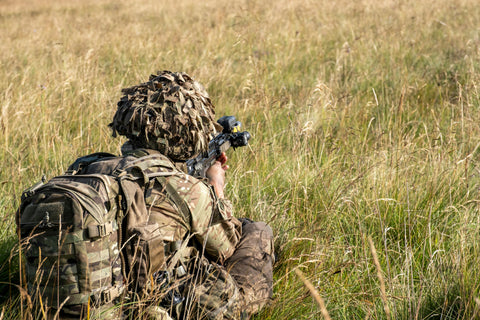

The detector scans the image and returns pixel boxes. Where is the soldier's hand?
[217,152,229,170]
[206,152,228,198]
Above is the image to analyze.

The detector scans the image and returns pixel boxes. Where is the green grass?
[1,0,480,318]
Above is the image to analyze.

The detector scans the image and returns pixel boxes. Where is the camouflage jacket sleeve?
[182,177,242,264]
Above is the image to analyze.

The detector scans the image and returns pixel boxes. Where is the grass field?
[1,0,480,318]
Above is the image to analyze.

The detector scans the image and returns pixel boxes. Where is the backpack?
[16,151,186,317]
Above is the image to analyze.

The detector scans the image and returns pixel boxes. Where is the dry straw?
[294,268,331,320]
[368,236,391,320]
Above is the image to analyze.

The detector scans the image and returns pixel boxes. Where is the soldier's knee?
[241,221,274,255]
[241,221,273,240]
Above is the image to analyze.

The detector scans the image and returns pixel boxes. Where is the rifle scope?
[217,116,251,147]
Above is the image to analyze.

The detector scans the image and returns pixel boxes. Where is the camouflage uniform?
[120,147,274,320]
[110,71,274,319]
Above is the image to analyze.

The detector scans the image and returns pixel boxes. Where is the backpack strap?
[66,152,117,175]
[156,176,192,228]
[122,148,151,158]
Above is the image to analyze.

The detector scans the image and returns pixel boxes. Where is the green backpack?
[16,151,182,317]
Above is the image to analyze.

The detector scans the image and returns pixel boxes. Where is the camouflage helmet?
[110,71,221,161]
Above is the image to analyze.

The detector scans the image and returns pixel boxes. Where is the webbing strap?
[156,176,192,227]
[90,267,111,283]
[87,221,118,239]
[167,234,196,272]
[95,285,124,303]
[57,284,125,305]
[53,221,115,244]
[87,249,109,264]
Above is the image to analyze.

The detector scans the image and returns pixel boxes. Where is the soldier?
[109,70,275,319]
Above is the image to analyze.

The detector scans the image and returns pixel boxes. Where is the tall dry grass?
[1,0,480,318]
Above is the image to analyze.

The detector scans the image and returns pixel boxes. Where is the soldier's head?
[110,71,221,161]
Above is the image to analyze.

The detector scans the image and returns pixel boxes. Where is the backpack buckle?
[87,221,117,239]
[112,168,126,178]
[95,285,124,304]
[21,175,47,201]
[101,288,113,303]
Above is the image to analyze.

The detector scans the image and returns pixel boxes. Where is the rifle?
[186,116,251,177]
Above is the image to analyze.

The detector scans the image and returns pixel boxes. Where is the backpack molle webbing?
[19,165,125,314]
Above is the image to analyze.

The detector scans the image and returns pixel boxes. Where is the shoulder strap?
[122,148,150,158]
[156,176,192,228]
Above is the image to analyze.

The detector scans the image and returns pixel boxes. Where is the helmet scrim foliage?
[110,71,221,161]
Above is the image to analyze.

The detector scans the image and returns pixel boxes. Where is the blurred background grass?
[1,0,480,318]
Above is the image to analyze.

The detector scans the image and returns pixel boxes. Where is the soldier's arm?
[186,178,241,264]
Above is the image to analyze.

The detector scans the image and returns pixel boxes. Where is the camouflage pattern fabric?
[225,221,275,316]
[110,71,222,161]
